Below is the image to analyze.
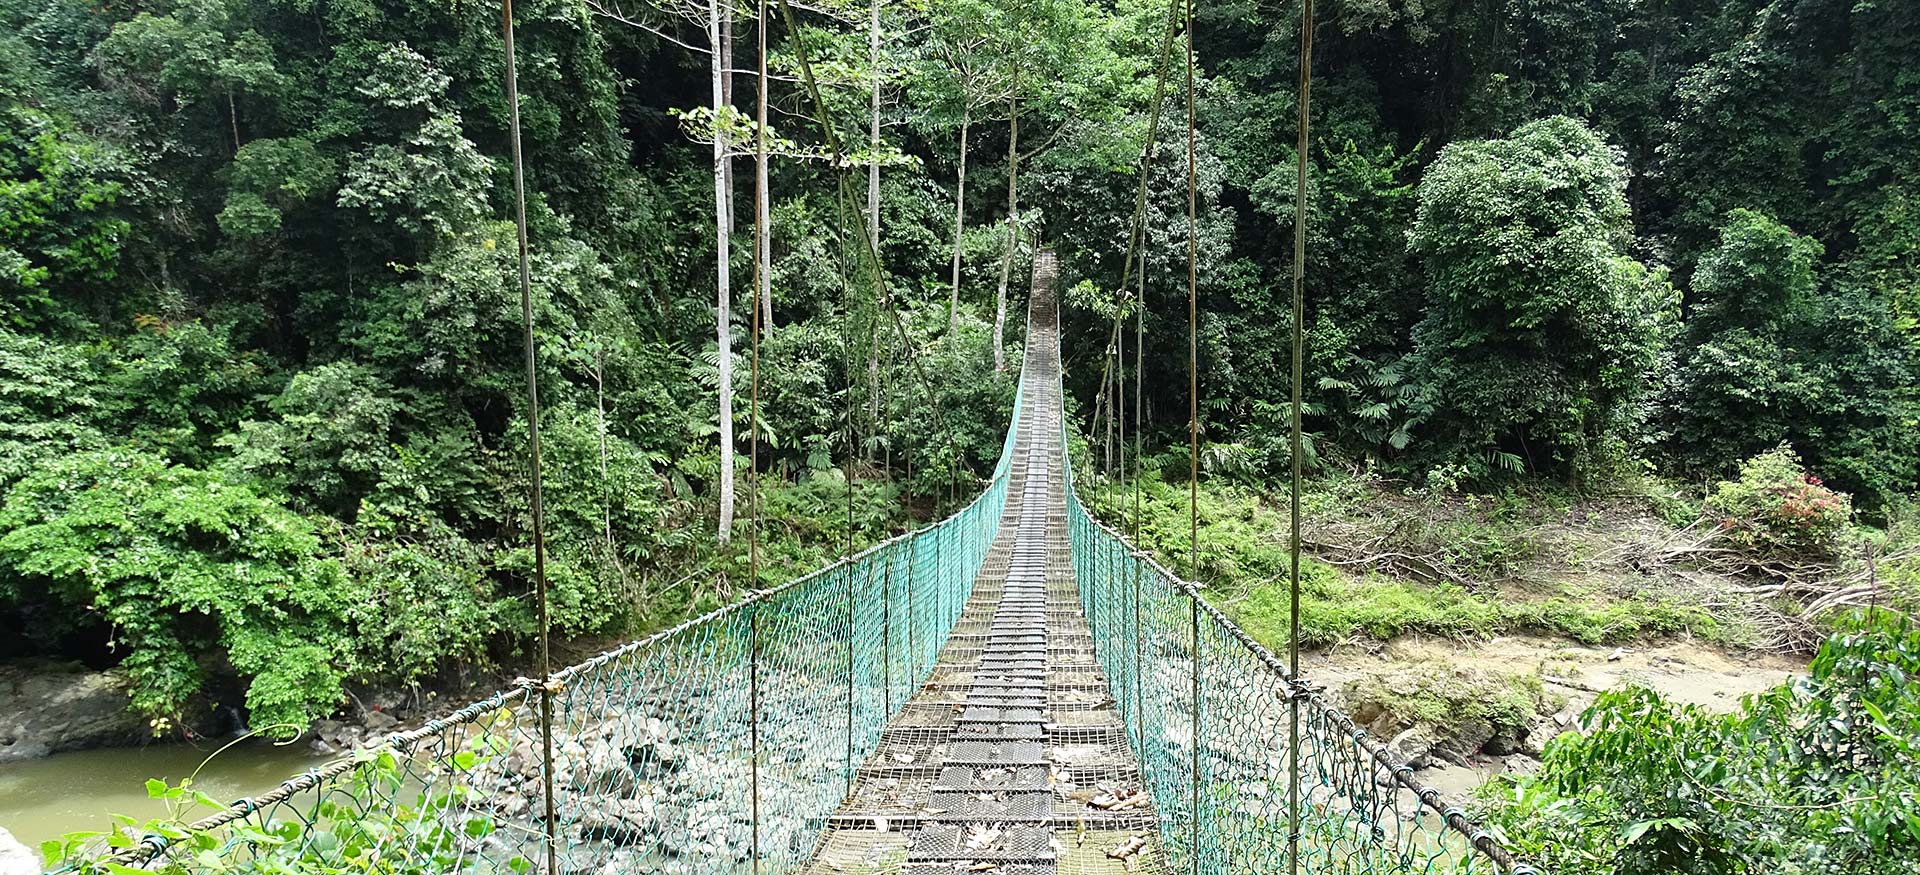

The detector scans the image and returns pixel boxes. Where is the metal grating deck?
[801,252,1162,875]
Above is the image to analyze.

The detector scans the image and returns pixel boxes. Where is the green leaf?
[145,778,168,798]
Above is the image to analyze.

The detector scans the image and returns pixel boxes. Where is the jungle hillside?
[2,0,1918,869]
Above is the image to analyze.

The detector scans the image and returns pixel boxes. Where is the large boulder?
[0,827,38,875]
[575,797,655,845]
[0,661,144,762]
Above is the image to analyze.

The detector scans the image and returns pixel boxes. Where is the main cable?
[749,0,769,870]
[1286,2,1315,875]
[498,5,557,875]
[1089,0,1181,529]
[1183,0,1200,869]
[774,0,973,508]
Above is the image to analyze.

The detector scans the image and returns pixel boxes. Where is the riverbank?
[0,739,318,850]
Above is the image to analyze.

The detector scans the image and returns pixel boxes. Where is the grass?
[1084,474,1728,651]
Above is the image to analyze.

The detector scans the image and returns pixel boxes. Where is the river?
[0,741,319,854]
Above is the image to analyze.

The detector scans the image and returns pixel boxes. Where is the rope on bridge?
[1067,465,1543,874]
[61,407,1023,875]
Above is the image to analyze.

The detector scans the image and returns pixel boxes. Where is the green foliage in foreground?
[1086,477,1720,649]
[43,728,523,875]
[1478,613,1920,875]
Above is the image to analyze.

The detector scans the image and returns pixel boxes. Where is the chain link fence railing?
[1063,431,1541,875]
[52,378,1028,875]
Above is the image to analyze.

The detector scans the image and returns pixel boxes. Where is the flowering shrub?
[1705,446,1855,559]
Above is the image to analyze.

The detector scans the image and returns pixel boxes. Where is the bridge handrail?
[64,338,1035,875]
[1054,370,1540,873]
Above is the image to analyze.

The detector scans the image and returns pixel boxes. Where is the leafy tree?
[1659,209,1821,469]
[335,46,492,241]
[1408,115,1678,480]
[1664,209,1918,506]
[92,0,287,154]
[0,106,133,329]
[0,329,104,488]
[909,0,1014,336]
[220,362,403,519]
[0,449,353,730]
[217,137,336,240]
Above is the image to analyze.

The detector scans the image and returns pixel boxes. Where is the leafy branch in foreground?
[1477,611,1920,875]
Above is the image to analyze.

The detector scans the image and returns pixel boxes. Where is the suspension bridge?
[61,257,1540,875]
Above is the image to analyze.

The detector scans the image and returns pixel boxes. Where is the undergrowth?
[1084,476,1723,649]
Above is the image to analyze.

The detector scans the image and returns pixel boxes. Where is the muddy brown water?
[0,741,318,856]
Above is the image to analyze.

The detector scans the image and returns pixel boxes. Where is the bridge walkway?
[804,253,1161,875]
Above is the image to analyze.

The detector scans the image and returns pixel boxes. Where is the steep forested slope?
[0,0,1913,738]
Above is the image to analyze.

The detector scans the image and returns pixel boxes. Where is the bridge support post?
[882,545,894,715]
[1121,548,1136,763]
[844,566,856,796]
[1189,592,1202,875]
[906,534,918,684]
[1091,533,1100,647]
[749,595,761,875]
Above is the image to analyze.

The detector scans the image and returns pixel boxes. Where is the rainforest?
[1,0,1916,871]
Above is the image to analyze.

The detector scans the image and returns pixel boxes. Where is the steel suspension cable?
[1086,0,1180,513]
[1182,0,1200,869]
[773,0,972,509]
[497,5,557,875]
[1287,2,1314,875]
[749,0,769,869]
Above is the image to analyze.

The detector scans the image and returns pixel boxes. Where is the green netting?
[1062,426,1540,875]
[56,377,1029,875]
[50,306,1543,875]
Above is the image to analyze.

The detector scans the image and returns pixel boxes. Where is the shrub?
[1476,612,1920,874]
[0,448,353,731]
[1704,445,1854,559]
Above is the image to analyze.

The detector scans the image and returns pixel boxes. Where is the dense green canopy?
[0,0,1913,734]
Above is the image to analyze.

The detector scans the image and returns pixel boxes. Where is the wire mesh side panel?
[64,686,549,875]
[1064,475,1527,875]
[1069,492,1194,871]
[551,605,752,873]
[58,330,1035,875]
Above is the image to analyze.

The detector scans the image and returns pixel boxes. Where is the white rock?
[0,827,38,875]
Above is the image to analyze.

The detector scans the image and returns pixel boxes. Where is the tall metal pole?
[845,565,856,795]
[1132,551,1144,758]
[1287,3,1315,875]
[499,7,557,875]
[883,546,894,715]
[1183,0,1201,864]
[1188,593,1201,875]
[749,0,769,867]
[748,600,762,874]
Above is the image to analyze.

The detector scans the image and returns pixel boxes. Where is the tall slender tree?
[914,0,1014,339]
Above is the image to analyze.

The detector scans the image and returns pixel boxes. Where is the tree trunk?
[710,0,735,545]
[227,89,241,153]
[594,347,611,547]
[992,88,1020,373]
[949,109,969,341]
[721,4,736,237]
[865,0,883,428]
[757,36,773,331]
[756,142,771,328]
